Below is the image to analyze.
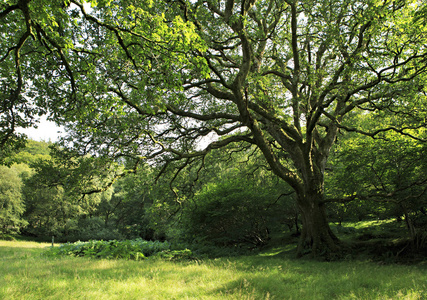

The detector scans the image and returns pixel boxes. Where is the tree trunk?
[296,189,340,258]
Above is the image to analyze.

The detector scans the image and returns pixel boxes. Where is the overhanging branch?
[322,110,426,142]
[322,178,427,204]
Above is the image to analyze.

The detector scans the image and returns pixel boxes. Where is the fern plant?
[45,239,191,261]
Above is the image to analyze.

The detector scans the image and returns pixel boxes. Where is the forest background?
[1,134,426,260]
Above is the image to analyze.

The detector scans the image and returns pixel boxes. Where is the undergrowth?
[45,239,193,261]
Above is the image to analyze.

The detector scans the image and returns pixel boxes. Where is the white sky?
[17,116,64,142]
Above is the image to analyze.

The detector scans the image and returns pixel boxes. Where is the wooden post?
[52,236,54,247]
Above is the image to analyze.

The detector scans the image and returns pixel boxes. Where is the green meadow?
[1,240,425,300]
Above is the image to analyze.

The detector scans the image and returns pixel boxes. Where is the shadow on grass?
[211,253,427,299]
[1,240,426,300]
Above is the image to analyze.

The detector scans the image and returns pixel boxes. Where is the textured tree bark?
[296,186,340,258]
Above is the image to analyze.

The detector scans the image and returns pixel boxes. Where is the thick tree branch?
[0,3,19,19]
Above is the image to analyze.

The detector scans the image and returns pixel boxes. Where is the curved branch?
[323,178,427,204]
[0,3,19,19]
[166,104,240,122]
[323,111,426,142]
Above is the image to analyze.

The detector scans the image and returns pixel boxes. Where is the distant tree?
[21,146,120,239]
[96,166,163,240]
[21,140,51,156]
[4,140,52,165]
[0,164,28,234]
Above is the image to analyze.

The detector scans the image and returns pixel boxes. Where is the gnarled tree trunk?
[296,189,340,257]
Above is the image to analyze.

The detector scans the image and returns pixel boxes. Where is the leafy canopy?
[1,0,426,200]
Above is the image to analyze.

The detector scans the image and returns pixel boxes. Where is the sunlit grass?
[0,240,426,299]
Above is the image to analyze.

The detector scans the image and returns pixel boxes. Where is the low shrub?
[46,238,192,261]
[153,249,194,261]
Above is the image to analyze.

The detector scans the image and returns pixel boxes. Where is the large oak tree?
[1,0,427,256]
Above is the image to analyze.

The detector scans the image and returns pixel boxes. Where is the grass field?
[0,239,426,299]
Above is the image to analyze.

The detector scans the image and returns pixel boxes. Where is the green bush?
[180,180,293,248]
[46,239,192,261]
[153,249,194,261]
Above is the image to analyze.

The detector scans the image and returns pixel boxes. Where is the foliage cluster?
[0,164,29,234]
[181,180,291,248]
[46,238,193,261]
[325,112,427,251]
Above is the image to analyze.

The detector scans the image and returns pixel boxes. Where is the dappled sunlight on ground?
[0,240,53,249]
[1,240,426,299]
